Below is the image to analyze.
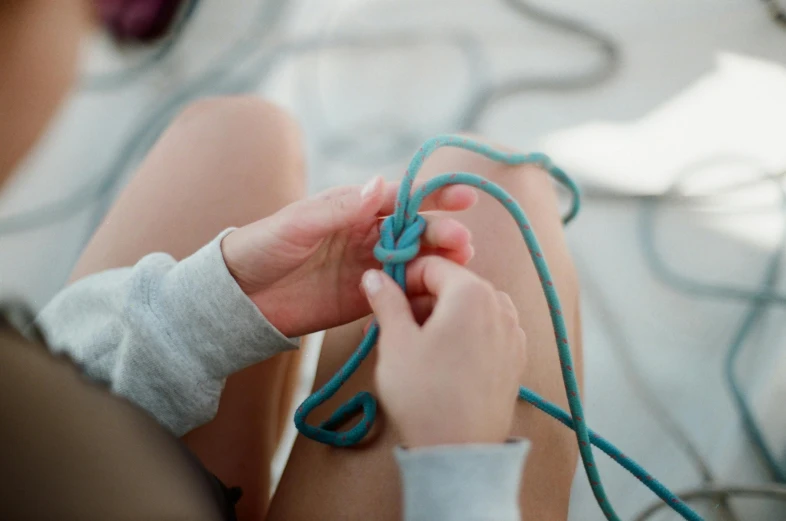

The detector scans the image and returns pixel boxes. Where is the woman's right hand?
[362,257,527,448]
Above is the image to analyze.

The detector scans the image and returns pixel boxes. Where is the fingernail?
[361,176,382,200]
[362,270,383,296]
[468,245,475,260]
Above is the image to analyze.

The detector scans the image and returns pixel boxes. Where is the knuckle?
[497,290,515,310]
[512,329,528,366]
[515,328,528,352]
[495,291,519,323]
[460,278,495,303]
[499,290,514,305]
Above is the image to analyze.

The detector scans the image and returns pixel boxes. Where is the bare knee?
[178,96,301,144]
[449,133,559,201]
[482,159,581,304]
[421,134,579,298]
[171,95,306,203]
[422,133,559,206]
[72,96,308,274]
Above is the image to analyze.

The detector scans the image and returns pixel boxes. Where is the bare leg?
[268,138,582,521]
[70,96,306,520]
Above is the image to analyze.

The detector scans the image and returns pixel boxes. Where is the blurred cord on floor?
[580,161,786,520]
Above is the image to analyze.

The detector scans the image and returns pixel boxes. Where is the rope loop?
[374,214,425,273]
[293,135,704,521]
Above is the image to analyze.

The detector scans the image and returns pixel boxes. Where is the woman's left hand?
[221,176,476,337]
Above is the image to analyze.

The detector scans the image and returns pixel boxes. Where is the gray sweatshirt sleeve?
[36,229,298,436]
[395,440,530,521]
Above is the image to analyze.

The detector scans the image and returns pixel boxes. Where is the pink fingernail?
[363,270,383,296]
[361,176,382,200]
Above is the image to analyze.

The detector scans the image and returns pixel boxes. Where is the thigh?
[268,138,582,521]
[69,96,307,520]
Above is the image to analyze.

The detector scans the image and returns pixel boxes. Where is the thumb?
[362,270,416,332]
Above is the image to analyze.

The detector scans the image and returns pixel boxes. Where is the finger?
[496,291,519,324]
[376,214,473,262]
[378,182,477,215]
[421,216,471,252]
[276,176,385,243]
[418,244,474,266]
[364,296,435,329]
[404,256,481,299]
[424,183,477,212]
[362,270,416,332]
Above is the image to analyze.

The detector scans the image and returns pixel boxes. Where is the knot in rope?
[374,213,426,286]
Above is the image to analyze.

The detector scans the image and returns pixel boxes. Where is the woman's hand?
[363,257,527,448]
[221,177,477,337]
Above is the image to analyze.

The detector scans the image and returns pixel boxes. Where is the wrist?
[220,231,296,337]
[254,292,297,338]
[399,424,507,449]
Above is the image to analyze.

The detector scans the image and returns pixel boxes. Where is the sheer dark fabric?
[0,303,239,521]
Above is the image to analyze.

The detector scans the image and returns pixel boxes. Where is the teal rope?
[294,135,703,521]
[640,185,786,484]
